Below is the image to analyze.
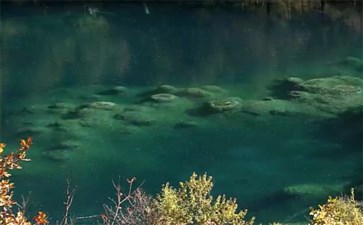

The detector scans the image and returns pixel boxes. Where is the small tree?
[155,172,255,225]
[100,178,158,225]
[0,137,48,225]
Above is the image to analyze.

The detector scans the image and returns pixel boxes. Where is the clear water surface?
[1,2,362,224]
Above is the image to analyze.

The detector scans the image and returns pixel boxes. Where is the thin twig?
[101,177,149,225]
[15,192,31,215]
[59,179,76,225]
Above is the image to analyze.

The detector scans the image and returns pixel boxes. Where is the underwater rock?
[43,150,70,162]
[84,101,117,110]
[288,90,311,99]
[48,103,75,114]
[268,76,305,99]
[155,84,178,93]
[343,56,361,64]
[239,100,274,116]
[78,116,111,129]
[269,110,292,117]
[48,102,74,109]
[114,111,154,126]
[150,93,179,103]
[262,96,275,101]
[281,183,344,198]
[336,57,363,72]
[200,85,228,94]
[79,120,93,127]
[48,141,80,151]
[123,105,154,113]
[61,108,86,120]
[67,106,122,130]
[97,86,127,96]
[269,76,363,117]
[240,99,321,118]
[205,97,242,113]
[78,94,102,101]
[174,121,198,129]
[137,84,178,99]
[287,76,304,84]
[302,77,363,96]
[256,184,343,209]
[61,102,115,120]
[177,87,213,99]
[46,122,69,132]
[287,91,332,107]
[189,97,242,116]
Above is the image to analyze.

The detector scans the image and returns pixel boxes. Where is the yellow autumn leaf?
[0,143,5,154]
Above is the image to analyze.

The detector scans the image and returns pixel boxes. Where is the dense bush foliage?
[156,173,254,225]
[309,189,363,225]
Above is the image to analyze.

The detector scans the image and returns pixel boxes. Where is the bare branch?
[15,192,31,215]
[101,178,152,225]
[59,179,76,225]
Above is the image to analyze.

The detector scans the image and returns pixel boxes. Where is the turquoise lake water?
[1,2,362,224]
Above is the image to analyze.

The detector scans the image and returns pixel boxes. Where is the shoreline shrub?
[309,188,363,225]
[155,172,255,225]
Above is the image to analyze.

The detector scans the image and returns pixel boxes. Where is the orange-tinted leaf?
[34,211,49,224]
[0,143,5,154]
[20,137,32,151]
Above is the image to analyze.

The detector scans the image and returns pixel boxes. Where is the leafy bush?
[309,188,363,225]
[0,138,48,225]
[155,172,255,225]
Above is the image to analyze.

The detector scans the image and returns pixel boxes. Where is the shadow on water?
[313,107,363,150]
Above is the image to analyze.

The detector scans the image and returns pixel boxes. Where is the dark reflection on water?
[1,2,362,224]
[2,2,362,96]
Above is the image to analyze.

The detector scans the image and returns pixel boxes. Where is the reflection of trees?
[1,2,361,95]
[1,12,130,96]
[2,18,68,94]
[73,15,130,84]
[241,0,362,32]
[124,3,360,88]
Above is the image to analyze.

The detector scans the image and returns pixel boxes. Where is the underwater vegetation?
[0,139,362,225]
